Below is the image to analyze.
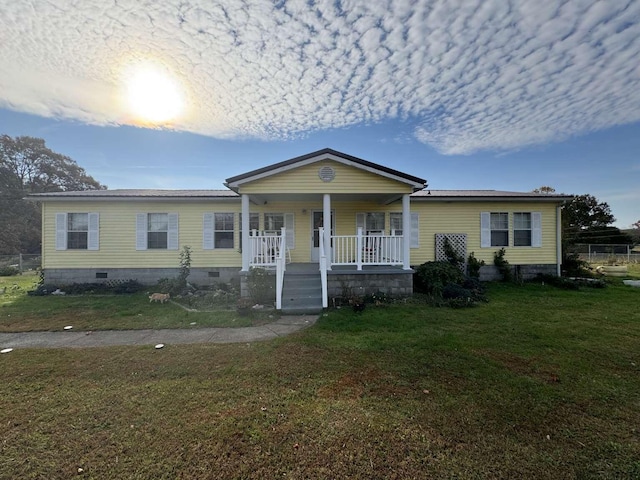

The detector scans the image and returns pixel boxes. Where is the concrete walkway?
[0,315,318,349]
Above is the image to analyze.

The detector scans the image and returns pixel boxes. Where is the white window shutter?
[356,213,365,233]
[87,213,99,250]
[203,213,214,250]
[480,212,491,248]
[532,212,542,247]
[284,213,295,249]
[168,213,179,250]
[136,213,147,250]
[410,212,419,248]
[55,213,67,250]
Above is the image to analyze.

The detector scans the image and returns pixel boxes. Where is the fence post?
[19,253,23,273]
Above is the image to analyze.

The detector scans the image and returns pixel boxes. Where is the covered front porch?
[224,148,427,311]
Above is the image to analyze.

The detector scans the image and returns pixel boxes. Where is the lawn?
[1,280,639,478]
[0,273,273,331]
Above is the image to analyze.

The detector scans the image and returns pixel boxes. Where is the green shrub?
[493,248,512,282]
[443,238,465,269]
[467,252,485,279]
[562,253,593,277]
[414,261,465,296]
[247,267,274,305]
[0,266,20,276]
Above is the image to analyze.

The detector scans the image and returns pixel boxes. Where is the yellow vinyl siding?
[239,161,413,194]
[408,201,559,265]
[42,198,560,270]
[43,201,243,269]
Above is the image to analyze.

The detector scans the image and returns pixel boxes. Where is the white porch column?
[402,194,411,270]
[323,193,332,270]
[241,194,250,272]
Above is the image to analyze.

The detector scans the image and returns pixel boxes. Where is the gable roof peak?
[225,148,427,190]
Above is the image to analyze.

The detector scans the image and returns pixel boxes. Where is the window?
[481,212,542,248]
[67,213,89,249]
[264,213,285,233]
[356,212,385,234]
[490,212,509,246]
[214,213,234,248]
[389,212,402,235]
[514,213,532,246]
[55,212,99,250]
[389,212,420,248]
[147,213,168,249]
[264,213,295,249]
[239,212,260,250]
[136,213,178,250]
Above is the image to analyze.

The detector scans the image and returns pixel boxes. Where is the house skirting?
[478,264,558,281]
[43,267,240,286]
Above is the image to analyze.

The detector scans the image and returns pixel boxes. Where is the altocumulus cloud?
[1,0,639,154]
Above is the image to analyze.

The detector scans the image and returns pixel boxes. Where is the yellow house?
[30,149,569,313]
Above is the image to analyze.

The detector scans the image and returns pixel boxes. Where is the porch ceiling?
[247,192,404,205]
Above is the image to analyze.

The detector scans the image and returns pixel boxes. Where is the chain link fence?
[0,254,41,273]
[568,244,639,264]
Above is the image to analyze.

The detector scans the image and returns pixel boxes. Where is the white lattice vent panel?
[435,234,467,266]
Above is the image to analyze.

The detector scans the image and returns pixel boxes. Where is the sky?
[0,0,638,228]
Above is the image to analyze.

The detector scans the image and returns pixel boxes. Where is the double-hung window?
[67,213,89,249]
[264,213,295,249]
[238,212,260,250]
[490,212,509,247]
[389,212,420,248]
[481,212,542,248]
[55,212,99,250]
[514,213,532,246]
[356,212,385,234]
[136,213,178,250]
[514,212,542,247]
[203,213,236,249]
[147,213,169,249]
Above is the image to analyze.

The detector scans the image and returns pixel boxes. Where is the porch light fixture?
[318,165,336,182]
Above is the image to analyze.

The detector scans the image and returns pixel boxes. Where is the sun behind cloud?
[123,62,184,125]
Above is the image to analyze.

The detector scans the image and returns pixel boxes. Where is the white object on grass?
[155,344,164,349]
[1,348,13,354]
[64,326,73,330]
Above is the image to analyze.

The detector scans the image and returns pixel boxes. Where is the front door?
[311,210,334,262]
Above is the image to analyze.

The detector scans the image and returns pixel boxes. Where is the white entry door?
[311,210,334,262]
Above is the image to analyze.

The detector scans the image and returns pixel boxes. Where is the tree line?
[0,135,105,254]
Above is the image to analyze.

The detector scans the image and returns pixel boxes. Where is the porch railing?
[248,230,283,267]
[331,227,403,270]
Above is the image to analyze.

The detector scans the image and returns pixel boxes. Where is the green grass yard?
[0,273,272,331]
[1,278,639,478]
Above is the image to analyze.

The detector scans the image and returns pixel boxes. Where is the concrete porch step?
[281,269,323,315]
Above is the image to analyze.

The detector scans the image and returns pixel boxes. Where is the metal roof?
[28,189,239,199]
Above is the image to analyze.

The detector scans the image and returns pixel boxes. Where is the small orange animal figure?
[149,293,170,303]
